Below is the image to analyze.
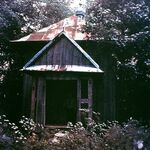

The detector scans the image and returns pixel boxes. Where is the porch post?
[35,77,46,124]
[30,78,36,119]
[77,79,81,121]
[88,78,93,119]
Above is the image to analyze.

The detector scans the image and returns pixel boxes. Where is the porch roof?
[21,65,102,73]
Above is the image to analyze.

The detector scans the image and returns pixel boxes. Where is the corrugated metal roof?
[22,65,103,73]
[14,16,90,42]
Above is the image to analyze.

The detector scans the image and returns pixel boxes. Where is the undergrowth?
[0,114,149,150]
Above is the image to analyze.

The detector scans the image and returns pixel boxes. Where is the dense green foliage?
[85,0,150,121]
[0,0,150,123]
[0,0,72,119]
[0,115,149,149]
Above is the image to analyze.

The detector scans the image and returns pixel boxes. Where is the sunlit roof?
[14,16,90,42]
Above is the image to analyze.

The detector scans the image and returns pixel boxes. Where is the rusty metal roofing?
[22,65,103,73]
[14,16,90,42]
[22,32,103,73]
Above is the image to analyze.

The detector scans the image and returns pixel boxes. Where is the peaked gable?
[22,32,102,73]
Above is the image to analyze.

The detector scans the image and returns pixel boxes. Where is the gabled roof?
[22,32,103,73]
[13,16,90,42]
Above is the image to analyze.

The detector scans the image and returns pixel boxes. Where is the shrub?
[0,115,26,149]
[0,115,149,149]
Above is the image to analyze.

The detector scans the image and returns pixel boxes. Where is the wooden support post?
[30,78,36,119]
[88,78,93,119]
[77,79,81,122]
[43,79,46,125]
[35,78,46,124]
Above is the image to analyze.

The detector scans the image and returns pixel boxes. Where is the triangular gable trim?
[23,31,100,70]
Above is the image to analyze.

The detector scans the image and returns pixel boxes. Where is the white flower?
[137,140,143,149]
[15,130,19,134]
[12,125,18,130]
[52,137,59,143]
[15,140,19,143]
[4,119,9,122]
[19,120,23,124]
[24,137,27,140]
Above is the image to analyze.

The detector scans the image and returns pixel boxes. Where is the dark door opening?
[46,80,77,125]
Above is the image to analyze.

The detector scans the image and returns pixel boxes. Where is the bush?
[0,115,149,149]
[0,115,26,149]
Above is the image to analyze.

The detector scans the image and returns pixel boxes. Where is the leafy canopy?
[86,0,150,121]
[0,0,72,117]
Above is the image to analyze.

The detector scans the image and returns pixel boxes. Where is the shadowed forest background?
[0,0,150,123]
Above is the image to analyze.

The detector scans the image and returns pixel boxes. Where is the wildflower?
[12,126,18,130]
[137,140,143,149]
[24,137,27,140]
[15,130,19,134]
[15,140,19,143]
[4,119,9,122]
[19,120,23,124]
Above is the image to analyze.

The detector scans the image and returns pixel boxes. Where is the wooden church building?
[22,31,103,125]
[12,15,116,125]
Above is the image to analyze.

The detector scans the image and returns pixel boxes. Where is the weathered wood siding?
[15,40,112,122]
[33,37,94,67]
[79,41,116,121]
[19,40,114,122]
[22,74,32,117]
[35,77,46,124]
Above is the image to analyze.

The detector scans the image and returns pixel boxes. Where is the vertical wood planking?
[59,38,64,66]
[35,78,46,124]
[77,79,81,121]
[52,37,63,65]
[23,74,32,116]
[63,37,71,65]
[43,79,46,125]
[68,38,74,65]
[52,44,59,65]
[56,40,62,65]
[73,45,79,65]
[62,38,66,65]
[35,78,40,123]
[30,36,95,68]
[30,78,36,119]
[88,78,93,119]
[41,52,47,65]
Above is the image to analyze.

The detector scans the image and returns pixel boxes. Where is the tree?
[85,0,150,122]
[0,0,72,120]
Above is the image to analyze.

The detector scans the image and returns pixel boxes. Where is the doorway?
[46,80,77,125]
